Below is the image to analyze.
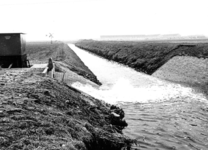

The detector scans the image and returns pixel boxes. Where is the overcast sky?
[0,0,207,41]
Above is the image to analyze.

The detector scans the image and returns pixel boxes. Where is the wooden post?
[62,71,66,82]
[50,65,55,78]
[8,64,13,69]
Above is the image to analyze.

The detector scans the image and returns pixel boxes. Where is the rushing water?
[69,44,208,150]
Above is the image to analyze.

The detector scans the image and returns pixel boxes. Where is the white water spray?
[69,44,206,104]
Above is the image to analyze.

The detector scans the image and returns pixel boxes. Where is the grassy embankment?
[0,41,133,149]
[76,39,208,95]
[0,69,133,149]
[26,41,101,85]
[76,40,208,75]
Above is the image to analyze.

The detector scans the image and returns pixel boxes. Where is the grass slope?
[152,56,208,96]
[0,68,133,150]
[153,56,208,85]
[75,40,208,75]
[26,41,101,85]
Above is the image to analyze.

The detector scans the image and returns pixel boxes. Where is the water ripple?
[122,100,208,150]
[69,44,208,149]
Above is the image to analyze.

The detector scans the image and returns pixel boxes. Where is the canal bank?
[70,44,208,149]
[0,42,133,150]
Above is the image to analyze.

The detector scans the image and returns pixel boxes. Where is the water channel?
[69,44,208,150]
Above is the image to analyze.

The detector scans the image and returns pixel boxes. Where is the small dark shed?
[0,33,29,68]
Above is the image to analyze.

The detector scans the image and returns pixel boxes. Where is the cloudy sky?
[0,0,207,41]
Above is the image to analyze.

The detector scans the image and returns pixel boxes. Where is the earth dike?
[75,40,208,75]
[0,68,134,150]
[0,41,134,150]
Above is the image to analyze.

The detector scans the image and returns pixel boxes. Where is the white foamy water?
[69,44,206,104]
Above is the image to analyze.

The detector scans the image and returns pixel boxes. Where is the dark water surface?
[121,100,208,149]
[69,44,208,150]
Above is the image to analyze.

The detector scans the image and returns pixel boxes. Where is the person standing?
[47,58,54,78]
